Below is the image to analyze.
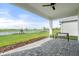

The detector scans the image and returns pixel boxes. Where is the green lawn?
[69,36,78,40]
[0,31,48,47]
[52,28,60,37]
[0,28,78,47]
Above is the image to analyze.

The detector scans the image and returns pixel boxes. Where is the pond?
[0,32,19,36]
[0,30,42,36]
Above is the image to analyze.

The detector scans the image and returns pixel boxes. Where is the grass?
[0,31,48,47]
[52,28,60,37]
[0,28,78,47]
[69,36,78,40]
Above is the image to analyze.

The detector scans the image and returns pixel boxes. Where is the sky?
[0,3,60,29]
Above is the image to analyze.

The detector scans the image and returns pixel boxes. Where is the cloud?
[0,10,28,29]
[0,12,49,29]
[0,17,60,29]
[0,9,10,17]
[0,18,27,29]
[53,20,60,28]
[0,9,60,29]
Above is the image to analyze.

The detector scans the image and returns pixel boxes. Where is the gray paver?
[2,38,79,56]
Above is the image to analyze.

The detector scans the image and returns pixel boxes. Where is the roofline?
[60,19,78,23]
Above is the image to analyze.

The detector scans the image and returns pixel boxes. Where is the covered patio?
[13,3,79,40]
[0,3,79,56]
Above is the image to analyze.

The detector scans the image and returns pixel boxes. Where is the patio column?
[78,16,79,41]
[49,20,53,37]
[77,9,79,41]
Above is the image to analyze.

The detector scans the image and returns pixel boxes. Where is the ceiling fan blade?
[42,5,51,7]
[51,3,56,5]
[52,6,55,10]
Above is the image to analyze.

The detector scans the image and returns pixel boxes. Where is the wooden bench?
[57,33,69,42]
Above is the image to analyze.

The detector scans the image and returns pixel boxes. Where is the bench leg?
[67,34,69,42]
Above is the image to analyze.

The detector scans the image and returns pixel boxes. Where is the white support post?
[49,20,53,38]
[60,23,63,33]
[78,16,79,41]
[77,9,79,41]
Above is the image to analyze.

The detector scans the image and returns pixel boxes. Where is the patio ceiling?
[13,3,79,20]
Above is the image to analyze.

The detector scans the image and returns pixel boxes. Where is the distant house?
[60,16,78,36]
